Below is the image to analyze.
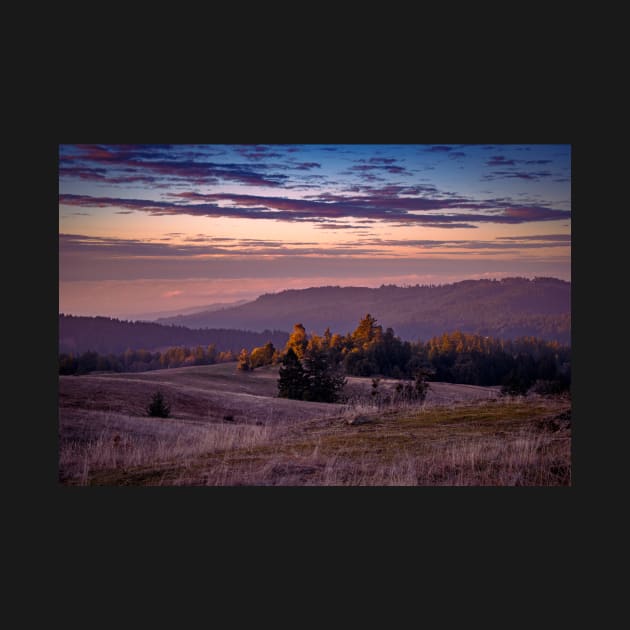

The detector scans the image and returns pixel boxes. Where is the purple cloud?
[497,234,571,242]
[60,145,291,188]
[483,170,553,181]
[60,189,571,227]
[486,156,517,167]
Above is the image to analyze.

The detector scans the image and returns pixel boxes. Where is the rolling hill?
[58,315,289,355]
[156,277,571,344]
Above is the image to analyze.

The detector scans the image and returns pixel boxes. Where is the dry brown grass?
[59,364,570,486]
[308,429,570,486]
[59,411,278,485]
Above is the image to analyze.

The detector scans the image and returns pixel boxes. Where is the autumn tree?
[218,349,236,363]
[249,342,276,369]
[237,348,251,371]
[352,313,382,348]
[284,323,308,360]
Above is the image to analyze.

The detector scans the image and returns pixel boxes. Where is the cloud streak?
[59,232,570,269]
[60,190,570,226]
[60,145,293,188]
[59,145,571,314]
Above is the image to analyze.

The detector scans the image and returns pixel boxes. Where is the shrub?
[147,390,171,417]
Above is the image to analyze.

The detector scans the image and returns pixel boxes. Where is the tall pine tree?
[302,345,346,403]
[277,348,307,399]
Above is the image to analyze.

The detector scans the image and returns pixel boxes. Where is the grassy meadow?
[58,363,570,486]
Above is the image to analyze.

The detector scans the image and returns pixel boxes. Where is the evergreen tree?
[277,348,307,399]
[302,345,347,403]
[147,390,171,417]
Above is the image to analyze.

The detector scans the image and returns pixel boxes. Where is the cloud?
[234,145,283,160]
[162,290,183,298]
[496,234,571,242]
[486,156,516,167]
[60,145,291,188]
[487,156,553,168]
[60,251,571,287]
[58,166,108,180]
[417,223,478,229]
[345,157,411,178]
[350,237,570,250]
[315,223,367,230]
[59,227,571,290]
[425,146,453,152]
[60,190,571,227]
[59,233,350,259]
[483,154,560,181]
[59,230,567,271]
[341,184,439,196]
[368,158,397,164]
[483,170,553,181]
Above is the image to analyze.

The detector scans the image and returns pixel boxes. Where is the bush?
[394,372,429,403]
[147,390,171,417]
[532,379,569,396]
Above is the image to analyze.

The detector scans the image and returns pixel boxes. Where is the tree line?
[164,277,571,345]
[58,344,237,375]
[271,315,571,401]
[59,314,288,355]
[59,312,571,399]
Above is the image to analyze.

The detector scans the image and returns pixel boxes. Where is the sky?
[59,144,571,319]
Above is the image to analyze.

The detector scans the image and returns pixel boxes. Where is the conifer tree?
[302,345,346,403]
[277,348,307,399]
[147,390,171,418]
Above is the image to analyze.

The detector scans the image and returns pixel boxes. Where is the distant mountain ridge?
[134,299,250,322]
[59,315,289,355]
[156,277,571,344]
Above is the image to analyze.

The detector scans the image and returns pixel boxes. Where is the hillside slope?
[59,315,289,355]
[157,277,571,343]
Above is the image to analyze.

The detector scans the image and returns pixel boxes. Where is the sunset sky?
[59,144,571,319]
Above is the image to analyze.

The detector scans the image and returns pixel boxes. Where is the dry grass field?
[58,363,571,486]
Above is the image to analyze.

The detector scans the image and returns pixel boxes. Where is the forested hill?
[59,315,289,355]
[156,277,571,344]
